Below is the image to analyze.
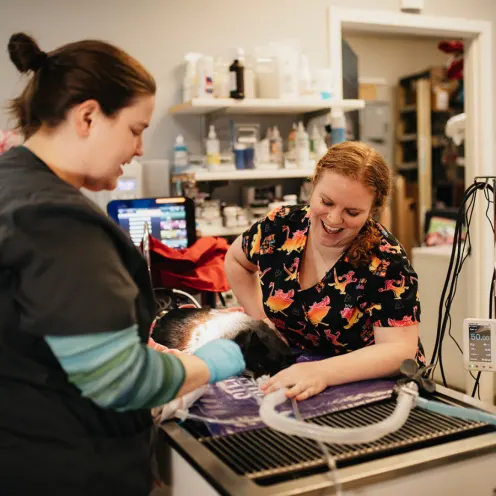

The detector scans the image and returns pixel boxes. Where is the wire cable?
[429,181,494,390]
[290,398,343,496]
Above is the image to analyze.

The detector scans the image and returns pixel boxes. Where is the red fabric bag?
[148,236,231,293]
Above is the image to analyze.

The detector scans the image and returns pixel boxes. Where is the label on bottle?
[230,71,237,93]
[332,128,346,145]
[174,150,188,167]
[207,153,220,166]
[270,140,282,164]
[205,76,214,95]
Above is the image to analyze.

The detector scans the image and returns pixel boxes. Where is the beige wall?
[1,0,495,194]
[344,33,448,103]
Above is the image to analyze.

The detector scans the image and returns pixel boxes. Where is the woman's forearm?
[319,342,416,387]
[225,255,266,319]
[174,354,211,397]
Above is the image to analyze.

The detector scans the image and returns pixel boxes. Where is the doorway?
[329,7,494,401]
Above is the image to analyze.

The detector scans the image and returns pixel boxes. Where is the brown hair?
[312,141,391,267]
[7,33,156,139]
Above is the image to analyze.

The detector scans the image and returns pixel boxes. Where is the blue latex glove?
[193,338,246,384]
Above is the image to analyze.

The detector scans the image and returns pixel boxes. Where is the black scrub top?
[242,205,425,364]
[0,146,157,496]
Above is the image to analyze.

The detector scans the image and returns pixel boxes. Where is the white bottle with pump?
[295,122,310,168]
[206,125,220,171]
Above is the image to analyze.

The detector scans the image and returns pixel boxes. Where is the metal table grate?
[185,399,493,485]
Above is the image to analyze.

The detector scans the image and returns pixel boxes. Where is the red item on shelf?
[438,40,464,54]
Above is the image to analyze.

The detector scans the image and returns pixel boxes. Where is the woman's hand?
[193,338,246,384]
[260,362,328,401]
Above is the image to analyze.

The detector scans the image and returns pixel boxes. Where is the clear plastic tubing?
[259,383,418,445]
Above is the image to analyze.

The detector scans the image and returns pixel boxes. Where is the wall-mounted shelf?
[197,225,246,237]
[168,98,365,116]
[183,168,313,182]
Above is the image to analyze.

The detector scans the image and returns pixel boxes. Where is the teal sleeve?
[45,326,186,411]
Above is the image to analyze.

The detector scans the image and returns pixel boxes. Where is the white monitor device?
[463,318,496,372]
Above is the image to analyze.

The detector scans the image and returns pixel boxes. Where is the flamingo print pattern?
[288,321,321,347]
[306,296,331,326]
[260,233,276,255]
[328,268,358,295]
[249,224,262,259]
[241,205,425,365]
[265,282,294,316]
[278,225,307,254]
[378,274,409,300]
[380,239,402,254]
[324,329,346,347]
[283,257,300,281]
[340,306,364,329]
[258,267,272,285]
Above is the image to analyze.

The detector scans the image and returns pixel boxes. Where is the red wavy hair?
[312,141,391,267]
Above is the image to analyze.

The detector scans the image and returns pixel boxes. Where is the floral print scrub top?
[242,205,425,365]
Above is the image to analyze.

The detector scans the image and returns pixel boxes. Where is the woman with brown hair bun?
[225,141,424,402]
[0,33,245,495]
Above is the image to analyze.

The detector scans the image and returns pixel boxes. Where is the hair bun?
[8,33,46,73]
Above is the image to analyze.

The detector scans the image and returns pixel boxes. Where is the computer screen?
[107,197,196,249]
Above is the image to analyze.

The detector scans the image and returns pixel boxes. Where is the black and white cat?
[151,308,295,378]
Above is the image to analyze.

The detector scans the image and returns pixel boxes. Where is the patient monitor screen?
[117,204,188,249]
[468,323,492,363]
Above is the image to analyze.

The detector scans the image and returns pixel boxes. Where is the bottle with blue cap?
[173,134,189,173]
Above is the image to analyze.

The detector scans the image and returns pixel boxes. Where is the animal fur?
[151,309,295,378]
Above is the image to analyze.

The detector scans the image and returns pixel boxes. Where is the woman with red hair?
[225,141,424,401]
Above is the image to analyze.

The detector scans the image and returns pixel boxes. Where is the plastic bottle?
[295,122,310,168]
[230,49,245,100]
[255,55,279,98]
[313,127,329,161]
[299,54,313,98]
[331,110,346,145]
[270,126,283,167]
[243,54,257,99]
[173,135,189,173]
[309,125,320,158]
[196,56,214,98]
[183,53,201,102]
[206,125,220,171]
[213,57,230,98]
[255,130,270,167]
[288,123,297,160]
[234,143,246,169]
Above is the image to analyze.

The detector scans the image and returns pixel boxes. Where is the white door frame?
[329,7,494,398]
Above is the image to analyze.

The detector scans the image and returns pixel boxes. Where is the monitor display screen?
[468,322,492,363]
[107,197,196,249]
